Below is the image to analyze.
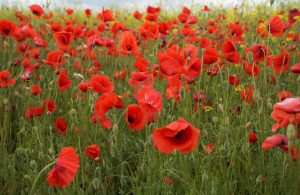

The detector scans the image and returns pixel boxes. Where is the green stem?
[29,161,56,195]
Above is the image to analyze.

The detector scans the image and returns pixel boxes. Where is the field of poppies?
[0,1,300,194]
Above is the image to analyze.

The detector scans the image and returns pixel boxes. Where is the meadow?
[0,1,300,194]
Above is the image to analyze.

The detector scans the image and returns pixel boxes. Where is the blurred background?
[0,0,298,11]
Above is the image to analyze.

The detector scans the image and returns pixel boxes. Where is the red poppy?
[277,90,293,101]
[128,71,154,89]
[228,23,244,37]
[43,98,57,113]
[152,118,200,153]
[54,116,68,136]
[288,8,300,24]
[228,74,240,86]
[291,63,300,73]
[94,93,124,128]
[266,16,284,37]
[248,131,258,144]
[271,97,300,131]
[44,50,65,67]
[29,4,44,17]
[83,8,91,17]
[90,74,114,93]
[134,56,149,72]
[30,84,42,95]
[243,62,260,77]
[262,134,288,151]
[47,147,80,187]
[85,144,101,160]
[53,31,73,50]
[146,6,160,14]
[193,90,207,102]
[65,9,74,15]
[203,5,210,12]
[134,11,143,20]
[203,47,219,65]
[240,85,253,104]
[246,44,268,62]
[221,39,240,64]
[57,71,72,91]
[125,104,146,131]
[0,70,16,87]
[25,106,45,120]
[205,143,215,153]
[182,44,198,59]
[119,31,139,55]
[136,86,163,123]
[98,8,114,22]
[267,47,290,73]
[166,75,182,102]
[0,20,18,37]
[158,51,183,76]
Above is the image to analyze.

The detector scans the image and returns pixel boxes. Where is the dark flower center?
[3,29,10,34]
[175,130,185,140]
[126,45,132,51]
[33,11,39,15]
[128,115,134,123]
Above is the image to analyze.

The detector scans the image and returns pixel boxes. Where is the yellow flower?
[204,105,213,112]
[235,85,244,92]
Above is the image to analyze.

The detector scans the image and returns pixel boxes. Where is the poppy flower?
[288,8,300,24]
[182,44,198,59]
[243,62,260,77]
[205,143,215,153]
[277,90,293,101]
[85,9,91,17]
[134,56,149,72]
[248,131,258,144]
[240,85,253,104]
[246,44,268,62]
[0,19,18,37]
[98,8,114,22]
[266,16,284,37]
[128,71,154,89]
[203,47,219,65]
[44,50,65,67]
[193,90,207,102]
[53,31,73,50]
[267,47,290,73]
[47,147,80,187]
[30,84,42,95]
[57,71,72,92]
[221,39,240,64]
[125,104,146,131]
[136,86,163,123]
[262,134,288,151]
[43,98,57,113]
[0,70,16,87]
[271,97,300,131]
[29,4,44,17]
[94,93,124,128]
[134,11,143,20]
[90,74,114,93]
[228,74,240,86]
[85,144,101,160]
[119,31,139,55]
[166,75,182,102]
[65,8,73,15]
[152,118,200,153]
[54,116,68,136]
[25,106,45,120]
[291,63,300,73]
[158,51,183,76]
[228,23,244,37]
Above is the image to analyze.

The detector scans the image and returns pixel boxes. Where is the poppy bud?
[69,108,77,117]
[92,178,100,189]
[287,123,296,148]
[30,160,38,171]
[267,98,273,110]
[3,98,9,105]
[16,147,25,158]
[95,167,101,176]
[85,162,91,171]
[38,151,44,161]
[245,122,251,129]
[73,73,84,80]
[212,116,218,123]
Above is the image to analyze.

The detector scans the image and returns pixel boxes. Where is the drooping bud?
[287,123,296,148]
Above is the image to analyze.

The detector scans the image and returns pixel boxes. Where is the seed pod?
[287,123,296,148]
